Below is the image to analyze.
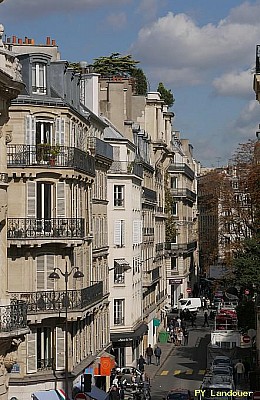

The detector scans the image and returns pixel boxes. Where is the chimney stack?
[51,39,56,46]
[12,35,16,44]
[46,36,51,45]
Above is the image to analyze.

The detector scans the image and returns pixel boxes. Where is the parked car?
[165,389,193,400]
[178,298,202,312]
[211,365,233,376]
[212,356,232,367]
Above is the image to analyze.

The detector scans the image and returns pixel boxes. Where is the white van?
[178,297,202,312]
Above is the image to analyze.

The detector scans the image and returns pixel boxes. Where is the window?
[114,185,124,207]
[114,299,125,325]
[171,257,177,270]
[36,327,53,370]
[32,62,47,94]
[114,220,125,247]
[170,177,177,189]
[171,202,177,216]
[114,262,125,284]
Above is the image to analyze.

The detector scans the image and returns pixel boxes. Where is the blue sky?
[1,0,260,167]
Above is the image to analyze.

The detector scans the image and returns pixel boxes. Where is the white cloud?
[230,100,260,138]
[106,12,127,31]
[136,0,165,22]
[131,6,260,87]
[1,0,131,18]
[212,69,254,98]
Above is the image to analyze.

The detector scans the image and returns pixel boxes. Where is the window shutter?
[139,220,142,244]
[114,220,122,246]
[55,117,65,146]
[25,115,36,146]
[56,182,65,218]
[133,220,139,245]
[56,326,65,371]
[27,181,36,218]
[47,254,55,290]
[26,331,37,373]
[121,220,125,246]
[37,255,45,291]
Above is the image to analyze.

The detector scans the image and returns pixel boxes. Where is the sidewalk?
[144,341,174,381]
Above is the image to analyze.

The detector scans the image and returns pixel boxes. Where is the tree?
[131,68,148,95]
[92,53,139,77]
[233,235,260,288]
[157,82,175,107]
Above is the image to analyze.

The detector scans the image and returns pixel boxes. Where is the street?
[149,313,211,400]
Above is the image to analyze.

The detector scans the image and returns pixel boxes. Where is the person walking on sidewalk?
[154,345,162,366]
[235,360,245,385]
[137,355,146,372]
[203,311,209,327]
[145,344,153,365]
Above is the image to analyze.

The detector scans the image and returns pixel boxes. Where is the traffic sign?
[253,392,260,400]
[75,393,88,400]
[245,289,250,295]
[242,334,251,344]
[186,288,192,293]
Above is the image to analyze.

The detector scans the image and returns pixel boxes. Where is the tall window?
[114,185,124,207]
[36,327,53,370]
[114,299,125,325]
[32,62,47,94]
[114,262,125,284]
[171,257,177,271]
[171,202,177,216]
[170,177,177,189]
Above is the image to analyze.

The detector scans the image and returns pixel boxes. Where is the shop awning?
[110,322,148,342]
[114,258,130,268]
[32,390,65,400]
[73,385,109,400]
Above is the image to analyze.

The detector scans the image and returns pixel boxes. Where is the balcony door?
[36,120,53,145]
[37,182,52,233]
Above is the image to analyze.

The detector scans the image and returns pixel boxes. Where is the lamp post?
[49,263,84,400]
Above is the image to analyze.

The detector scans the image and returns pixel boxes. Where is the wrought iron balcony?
[170,188,196,202]
[10,282,103,313]
[143,266,160,287]
[142,187,157,203]
[164,241,197,253]
[168,163,195,180]
[0,300,28,333]
[155,242,164,252]
[87,136,113,161]
[108,161,143,178]
[7,144,95,176]
[7,218,85,239]
[143,227,154,236]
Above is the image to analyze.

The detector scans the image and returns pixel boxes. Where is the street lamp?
[49,263,84,400]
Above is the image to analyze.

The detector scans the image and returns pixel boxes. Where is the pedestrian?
[137,355,146,372]
[176,328,183,346]
[154,345,162,366]
[176,317,181,328]
[190,313,196,327]
[109,385,120,400]
[183,328,189,346]
[145,344,153,365]
[203,311,209,327]
[235,360,245,385]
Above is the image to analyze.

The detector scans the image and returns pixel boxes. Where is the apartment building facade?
[0,23,29,400]
[3,37,113,398]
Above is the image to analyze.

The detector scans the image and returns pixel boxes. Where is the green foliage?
[165,182,177,242]
[157,82,175,107]
[233,236,260,287]
[92,53,139,77]
[131,68,148,95]
[236,299,256,332]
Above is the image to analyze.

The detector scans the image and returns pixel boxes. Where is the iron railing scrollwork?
[0,300,27,332]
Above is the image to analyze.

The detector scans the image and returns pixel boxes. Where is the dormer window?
[32,62,47,94]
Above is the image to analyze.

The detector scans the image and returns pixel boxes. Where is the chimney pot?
[12,35,17,44]
[51,39,56,46]
[46,36,51,45]
[24,36,28,44]
[31,38,35,45]
[18,38,22,44]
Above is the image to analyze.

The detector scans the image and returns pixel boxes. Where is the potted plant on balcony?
[49,145,60,166]
[36,143,51,163]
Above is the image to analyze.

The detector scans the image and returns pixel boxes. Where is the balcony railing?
[7,218,85,239]
[170,188,196,202]
[10,282,103,313]
[143,227,154,236]
[108,161,143,178]
[87,136,113,161]
[142,187,157,203]
[0,300,27,333]
[168,163,195,180]
[165,241,197,253]
[155,243,164,252]
[7,145,95,176]
[114,317,125,326]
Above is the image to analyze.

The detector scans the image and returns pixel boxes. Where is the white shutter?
[37,255,45,291]
[114,220,122,246]
[26,331,37,373]
[139,220,142,244]
[55,117,65,146]
[27,181,36,218]
[133,220,139,245]
[121,220,125,246]
[56,326,65,371]
[25,115,36,146]
[47,254,55,290]
[56,182,65,217]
